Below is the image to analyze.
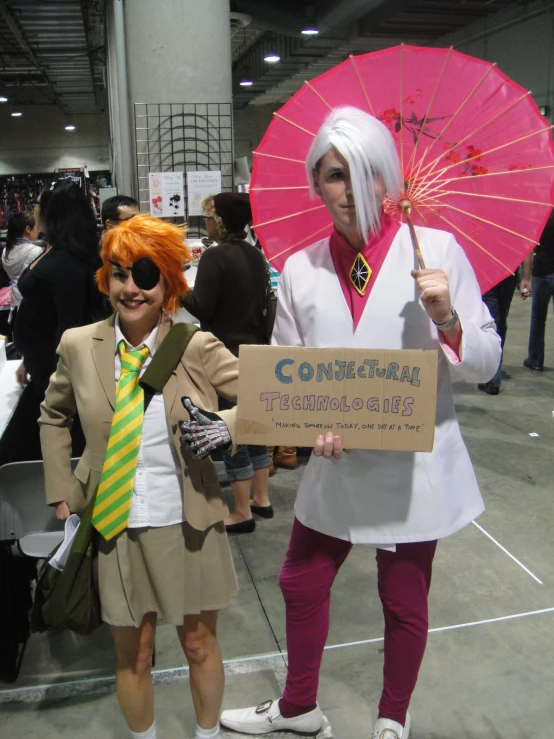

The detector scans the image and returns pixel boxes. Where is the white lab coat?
[272,224,501,545]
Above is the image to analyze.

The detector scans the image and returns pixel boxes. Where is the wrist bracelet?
[433,306,460,332]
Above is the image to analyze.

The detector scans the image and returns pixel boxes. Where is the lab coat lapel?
[352,226,429,348]
[319,245,357,340]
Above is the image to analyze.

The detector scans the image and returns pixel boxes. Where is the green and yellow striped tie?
[92,341,150,540]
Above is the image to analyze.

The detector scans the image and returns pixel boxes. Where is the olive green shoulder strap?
[140,322,199,396]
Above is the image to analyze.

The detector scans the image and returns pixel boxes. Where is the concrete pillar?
[106,0,232,203]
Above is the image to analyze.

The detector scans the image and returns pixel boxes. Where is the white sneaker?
[220,699,323,735]
[371,713,411,739]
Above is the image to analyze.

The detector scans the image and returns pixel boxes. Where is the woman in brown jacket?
[39,215,239,739]
[181,193,273,533]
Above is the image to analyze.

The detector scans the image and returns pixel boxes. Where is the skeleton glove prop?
[180,396,231,459]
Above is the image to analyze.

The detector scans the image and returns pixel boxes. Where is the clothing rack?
[0,171,113,228]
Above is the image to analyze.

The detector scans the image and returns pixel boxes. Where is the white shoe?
[221,699,323,735]
[371,712,411,739]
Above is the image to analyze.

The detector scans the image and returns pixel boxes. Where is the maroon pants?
[279,518,437,725]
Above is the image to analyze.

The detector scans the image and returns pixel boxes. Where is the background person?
[521,210,554,371]
[14,181,102,397]
[181,193,272,534]
[477,273,518,395]
[248,228,298,475]
[1,211,43,341]
[0,182,100,464]
[101,194,140,230]
[220,106,501,739]
[39,214,240,739]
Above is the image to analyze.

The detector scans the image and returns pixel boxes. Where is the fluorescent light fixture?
[239,79,253,86]
[301,27,319,35]
[11,108,22,117]
[65,122,76,131]
[0,95,8,103]
[264,53,280,63]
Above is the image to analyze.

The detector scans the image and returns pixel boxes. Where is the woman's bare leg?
[111,612,157,732]
[177,611,223,730]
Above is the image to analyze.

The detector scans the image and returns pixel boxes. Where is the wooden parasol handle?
[400,200,426,269]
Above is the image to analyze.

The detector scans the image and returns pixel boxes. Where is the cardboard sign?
[237,346,439,452]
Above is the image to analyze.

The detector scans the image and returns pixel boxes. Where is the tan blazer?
[39,313,238,531]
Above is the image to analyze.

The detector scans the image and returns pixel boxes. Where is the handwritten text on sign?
[237,347,439,452]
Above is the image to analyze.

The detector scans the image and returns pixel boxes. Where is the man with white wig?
[221,107,500,739]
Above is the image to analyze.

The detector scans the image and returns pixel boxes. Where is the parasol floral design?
[250,44,554,293]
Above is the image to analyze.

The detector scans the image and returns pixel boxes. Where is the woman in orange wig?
[39,214,240,739]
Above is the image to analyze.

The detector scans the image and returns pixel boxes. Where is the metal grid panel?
[135,102,234,237]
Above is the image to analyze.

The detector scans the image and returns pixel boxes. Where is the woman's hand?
[16,361,30,387]
[411,268,453,325]
[313,431,344,460]
[55,501,70,521]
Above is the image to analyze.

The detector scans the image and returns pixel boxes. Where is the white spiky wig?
[306,106,403,241]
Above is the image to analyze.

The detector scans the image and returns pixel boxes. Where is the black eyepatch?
[110,257,160,291]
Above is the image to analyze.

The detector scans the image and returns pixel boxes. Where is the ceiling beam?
[0,0,47,76]
[357,0,413,35]
[233,0,311,36]
[318,0,391,33]
[80,0,97,97]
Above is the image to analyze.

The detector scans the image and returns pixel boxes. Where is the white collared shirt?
[114,316,185,528]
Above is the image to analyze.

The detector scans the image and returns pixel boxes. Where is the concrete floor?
[2,294,553,738]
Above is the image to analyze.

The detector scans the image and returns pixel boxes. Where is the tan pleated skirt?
[97,521,238,627]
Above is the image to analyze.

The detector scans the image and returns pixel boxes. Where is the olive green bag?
[31,323,199,635]
[31,493,99,635]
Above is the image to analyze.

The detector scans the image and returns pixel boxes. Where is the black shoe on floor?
[478,383,500,395]
[226,518,256,534]
[523,358,543,372]
[250,504,274,519]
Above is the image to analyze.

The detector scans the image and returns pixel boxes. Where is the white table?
[0,359,23,440]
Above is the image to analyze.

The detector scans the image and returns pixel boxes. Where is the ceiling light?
[240,79,253,86]
[11,108,22,117]
[65,122,76,131]
[264,53,280,63]
[301,27,319,35]
[0,95,8,103]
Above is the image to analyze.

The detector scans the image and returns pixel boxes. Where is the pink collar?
[329,215,400,330]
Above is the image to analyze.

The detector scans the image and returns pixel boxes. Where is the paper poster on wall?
[148,172,184,217]
[187,171,222,216]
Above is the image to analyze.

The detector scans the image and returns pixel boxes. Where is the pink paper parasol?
[250,44,554,293]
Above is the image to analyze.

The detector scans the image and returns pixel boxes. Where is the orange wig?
[96,213,191,314]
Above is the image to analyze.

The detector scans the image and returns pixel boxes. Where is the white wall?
[0,105,110,175]
[436,0,554,117]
